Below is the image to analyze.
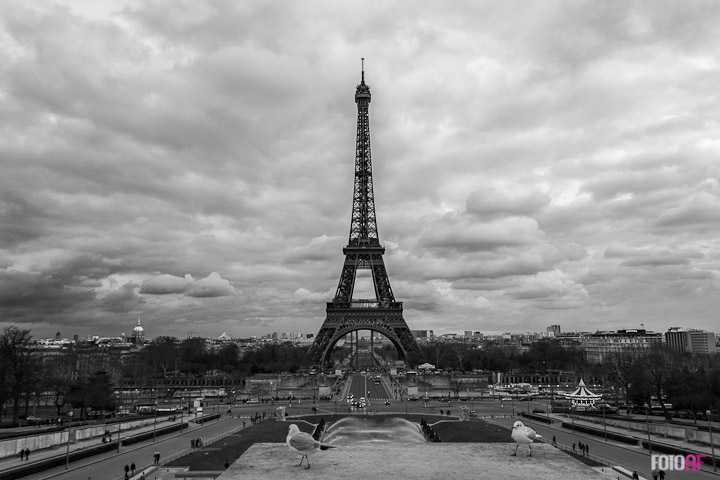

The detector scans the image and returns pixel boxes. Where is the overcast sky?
[2,1,720,341]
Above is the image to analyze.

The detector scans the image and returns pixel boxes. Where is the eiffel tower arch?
[306,61,421,369]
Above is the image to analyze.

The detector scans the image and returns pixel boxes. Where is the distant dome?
[131,319,145,345]
[133,319,144,334]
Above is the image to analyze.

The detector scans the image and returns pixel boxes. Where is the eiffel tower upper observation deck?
[306,62,421,368]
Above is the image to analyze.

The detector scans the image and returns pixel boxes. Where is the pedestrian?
[20,449,24,461]
[585,444,589,456]
[572,442,576,453]
[131,462,136,476]
[440,409,443,415]
[659,470,665,480]
[191,438,195,449]
[224,459,230,468]
[124,464,130,478]
[632,471,639,480]
[652,467,659,480]
[24,448,30,460]
[551,435,556,446]
[155,451,161,464]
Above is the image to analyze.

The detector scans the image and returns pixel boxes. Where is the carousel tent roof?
[564,379,601,401]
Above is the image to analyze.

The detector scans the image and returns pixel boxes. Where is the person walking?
[19,449,24,461]
[659,470,665,480]
[585,444,589,456]
[572,442,576,453]
[551,435,557,446]
[24,448,30,461]
[652,467,659,480]
[131,462,136,476]
[124,464,130,479]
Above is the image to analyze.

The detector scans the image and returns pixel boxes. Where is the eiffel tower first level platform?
[306,60,421,368]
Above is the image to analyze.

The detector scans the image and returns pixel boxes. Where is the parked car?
[595,403,618,413]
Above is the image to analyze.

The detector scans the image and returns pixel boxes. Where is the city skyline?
[2,2,720,340]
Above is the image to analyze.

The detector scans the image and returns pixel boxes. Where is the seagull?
[511,420,541,457]
[286,423,336,469]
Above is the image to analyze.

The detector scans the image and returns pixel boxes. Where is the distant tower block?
[306,61,421,368]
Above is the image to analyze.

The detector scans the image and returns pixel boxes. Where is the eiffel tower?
[306,61,421,368]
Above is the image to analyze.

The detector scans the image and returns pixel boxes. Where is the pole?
[116,390,122,453]
[602,405,607,442]
[364,372,367,407]
[546,393,550,424]
[65,410,73,469]
[179,389,186,436]
[708,410,717,472]
[644,402,652,455]
[152,389,158,442]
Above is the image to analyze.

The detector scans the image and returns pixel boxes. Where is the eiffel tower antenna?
[306,64,421,368]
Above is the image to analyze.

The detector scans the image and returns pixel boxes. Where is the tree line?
[2,327,718,423]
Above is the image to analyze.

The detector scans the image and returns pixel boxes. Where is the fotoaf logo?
[651,454,706,471]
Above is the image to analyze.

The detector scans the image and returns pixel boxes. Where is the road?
[14,396,719,480]
[346,373,392,404]
[22,410,257,480]
[489,410,719,480]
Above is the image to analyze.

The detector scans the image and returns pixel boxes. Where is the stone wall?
[0,418,160,460]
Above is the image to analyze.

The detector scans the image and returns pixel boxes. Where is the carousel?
[564,379,602,411]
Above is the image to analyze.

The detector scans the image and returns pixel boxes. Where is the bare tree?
[605,345,643,409]
[0,327,37,423]
[449,377,464,399]
[643,345,676,420]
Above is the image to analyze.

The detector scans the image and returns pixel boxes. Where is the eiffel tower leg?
[305,305,423,368]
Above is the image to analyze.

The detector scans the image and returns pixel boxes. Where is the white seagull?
[511,421,541,457]
[286,423,336,469]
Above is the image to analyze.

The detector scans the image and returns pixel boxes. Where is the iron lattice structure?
[306,65,421,368]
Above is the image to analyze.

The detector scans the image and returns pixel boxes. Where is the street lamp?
[707,410,717,472]
[116,389,122,453]
[546,391,550,424]
[179,389,187,436]
[364,372,367,407]
[152,389,158,442]
[644,402,652,455]
[65,409,73,469]
[602,404,608,442]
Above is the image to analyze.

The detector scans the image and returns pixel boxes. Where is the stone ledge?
[219,443,609,480]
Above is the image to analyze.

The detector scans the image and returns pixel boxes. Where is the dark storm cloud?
[2,0,720,338]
